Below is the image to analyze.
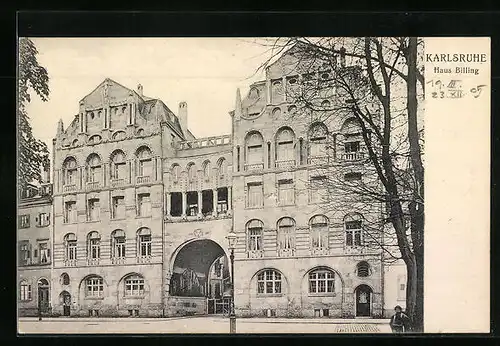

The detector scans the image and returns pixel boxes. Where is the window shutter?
[28,285,32,300]
[34,249,38,258]
[28,244,32,264]
[35,215,39,226]
[47,248,51,259]
[46,213,50,225]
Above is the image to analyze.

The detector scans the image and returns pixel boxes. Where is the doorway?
[355,284,372,317]
[38,279,50,314]
[60,291,71,316]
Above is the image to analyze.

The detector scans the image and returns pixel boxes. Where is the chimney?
[178,102,188,135]
[340,47,346,67]
[137,83,143,97]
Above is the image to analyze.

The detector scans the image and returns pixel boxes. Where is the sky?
[25,38,275,153]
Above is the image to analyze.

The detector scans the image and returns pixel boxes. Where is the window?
[236,146,241,172]
[397,275,407,300]
[278,179,295,206]
[345,214,363,247]
[87,232,101,260]
[137,147,153,177]
[111,230,126,259]
[309,123,328,158]
[63,157,77,185]
[61,273,70,285]
[276,128,295,163]
[272,107,281,118]
[321,100,331,108]
[203,161,211,180]
[271,79,283,103]
[309,269,335,293]
[217,187,228,214]
[247,219,263,251]
[112,131,126,141]
[64,233,77,260]
[138,193,151,217]
[187,191,198,216]
[86,276,104,297]
[64,201,77,223]
[86,154,102,184]
[38,242,50,264]
[310,215,329,249]
[125,275,145,296]
[18,214,30,228]
[171,164,180,183]
[345,141,360,153]
[111,150,127,180]
[112,196,125,219]
[345,172,362,181]
[277,217,295,254]
[309,175,328,204]
[19,280,32,301]
[257,270,282,294]
[19,241,30,266]
[341,117,362,135]
[357,261,370,277]
[88,198,100,221]
[247,182,263,208]
[36,213,50,227]
[187,163,197,182]
[246,132,264,166]
[138,228,152,257]
[218,158,227,178]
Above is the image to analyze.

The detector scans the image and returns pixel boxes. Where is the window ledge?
[256,293,283,298]
[308,293,337,297]
[84,296,104,300]
[110,218,127,221]
[86,220,101,223]
[246,206,264,210]
[19,299,33,302]
[135,216,152,219]
[123,295,145,299]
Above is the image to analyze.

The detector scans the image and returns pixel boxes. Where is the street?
[18,316,392,334]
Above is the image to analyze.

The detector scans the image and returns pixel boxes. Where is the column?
[181,192,187,217]
[282,76,287,102]
[166,192,171,217]
[212,188,218,217]
[266,79,271,104]
[227,187,232,214]
[197,190,202,217]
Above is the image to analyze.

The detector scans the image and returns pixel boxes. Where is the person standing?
[389,305,411,333]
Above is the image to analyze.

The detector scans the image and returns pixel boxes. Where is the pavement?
[18,316,393,334]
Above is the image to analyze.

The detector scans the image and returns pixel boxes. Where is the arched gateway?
[169,239,231,315]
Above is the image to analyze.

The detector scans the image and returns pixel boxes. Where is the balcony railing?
[245,163,264,172]
[310,247,330,256]
[277,248,296,258]
[64,259,77,267]
[63,184,77,192]
[111,178,126,187]
[275,159,295,169]
[137,256,152,264]
[247,250,265,259]
[87,258,100,266]
[136,175,151,184]
[111,257,126,265]
[177,134,231,150]
[308,155,329,165]
[86,181,101,191]
[341,152,365,161]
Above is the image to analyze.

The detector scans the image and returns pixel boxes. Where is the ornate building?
[18,43,405,318]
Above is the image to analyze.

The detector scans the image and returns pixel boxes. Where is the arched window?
[87,231,101,260]
[288,105,297,114]
[247,219,263,252]
[136,128,145,137]
[86,154,102,184]
[187,163,197,182]
[202,161,211,180]
[136,146,153,177]
[357,261,370,277]
[257,269,282,294]
[111,230,126,259]
[249,87,260,100]
[276,127,295,163]
[321,100,331,108]
[85,276,103,297]
[64,233,77,261]
[63,157,77,186]
[19,280,32,301]
[171,164,180,183]
[110,150,126,180]
[124,274,145,296]
[271,80,283,103]
[61,273,70,285]
[308,268,335,293]
[137,228,152,258]
[272,107,282,118]
[245,132,264,168]
[310,215,329,249]
[341,117,362,135]
[218,158,228,178]
[309,123,329,158]
[345,213,363,247]
[71,139,79,147]
[277,217,296,255]
[112,131,126,141]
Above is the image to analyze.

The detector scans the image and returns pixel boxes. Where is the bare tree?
[254,37,424,331]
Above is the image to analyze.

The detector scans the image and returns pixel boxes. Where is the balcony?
[136,175,151,184]
[341,151,365,161]
[63,184,77,192]
[111,257,126,265]
[111,178,126,187]
[86,181,101,191]
[310,247,330,256]
[275,160,295,169]
[308,155,329,165]
[277,248,296,258]
[247,250,264,259]
[137,256,152,264]
[64,259,77,267]
[87,258,100,266]
[244,163,264,172]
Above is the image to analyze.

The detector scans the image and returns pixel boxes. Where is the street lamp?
[226,230,237,334]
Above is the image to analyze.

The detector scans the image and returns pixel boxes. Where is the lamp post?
[226,231,237,334]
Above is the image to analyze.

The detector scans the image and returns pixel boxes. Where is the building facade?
[18,43,402,319]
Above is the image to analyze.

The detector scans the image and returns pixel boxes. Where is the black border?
[1,10,498,344]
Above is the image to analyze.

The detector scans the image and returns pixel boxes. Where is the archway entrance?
[60,291,71,316]
[355,284,372,317]
[170,239,231,315]
[38,279,50,315]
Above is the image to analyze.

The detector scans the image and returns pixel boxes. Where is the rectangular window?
[278,179,295,206]
[309,175,328,204]
[346,221,363,247]
[19,242,30,266]
[248,228,263,251]
[20,283,31,301]
[88,166,102,183]
[236,146,241,172]
[345,141,360,153]
[86,278,103,297]
[247,183,263,208]
[139,159,153,177]
[247,145,263,165]
[64,201,77,223]
[88,198,100,221]
[112,196,125,219]
[398,275,407,300]
[139,235,152,257]
[66,169,76,185]
[18,215,30,228]
[345,172,362,181]
[138,193,151,217]
[115,237,126,258]
[113,162,127,180]
[37,213,50,227]
[125,278,145,296]
[67,241,77,260]
[38,242,50,264]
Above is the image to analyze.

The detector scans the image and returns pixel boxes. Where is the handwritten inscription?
[427,79,486,99]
